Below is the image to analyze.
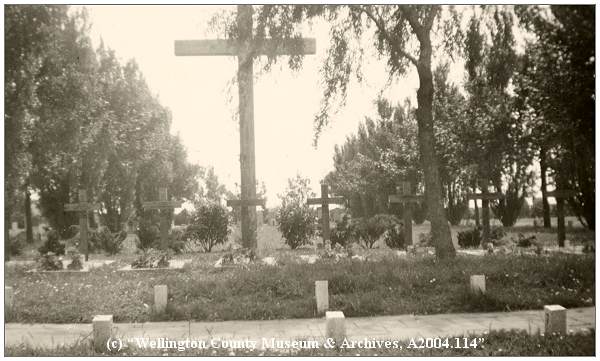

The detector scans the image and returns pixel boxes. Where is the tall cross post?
[388,181,423,246]
[142,187,182,249]
[546,188,576,247]
[307,184,345,244]
[467,179,503,243]
[226,197,266,249]
[174,5,316,249]
[64,189,100,261]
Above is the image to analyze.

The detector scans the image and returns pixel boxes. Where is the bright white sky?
[81,5,470,207]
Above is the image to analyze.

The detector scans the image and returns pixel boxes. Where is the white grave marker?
[470,275,486,294]
[93,314,113,352]
[154,285,168,313]
[326,311,346,347]
[315,280,329,313]
[544,305,567,335]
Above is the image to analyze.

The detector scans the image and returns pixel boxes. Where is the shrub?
[90,227,124,255]
[168,228,187,254]
[383,221,405,249]
[330,215,356,247]
[137,220,160,250]
[276,203,316,250]
[354,214,395,249]
[38,229,65,256]
[131,248,171,269]
[184,202,230,252]
[7,233,25,256]
[517,233,536,248]
[37,252,63,271]
[66,250,84,271]
[490,226,506,240]
[457,227,482,249]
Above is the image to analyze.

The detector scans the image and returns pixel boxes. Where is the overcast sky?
[81,5,467,206]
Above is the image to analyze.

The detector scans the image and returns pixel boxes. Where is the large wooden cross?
[175,5,316,249]
[388,181,423,246]
[546,188,576,247]
[142,187,182,249]
[226,196,266,249]
[307,184,345,244]
[467,179,503,243]
[64,189,100,261]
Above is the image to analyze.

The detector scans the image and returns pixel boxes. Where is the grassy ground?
[5,252,594,323]
[5,329,595,356]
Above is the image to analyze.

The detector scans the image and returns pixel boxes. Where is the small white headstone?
[564,240,571,248]
[470,275,486,294]
[325,311,346,347]
[154,285,168,313]
[5,286,14,309]
[11,222,18,231]
[544,305,567,335]
[315,280,329,314]
[93,314,113,352]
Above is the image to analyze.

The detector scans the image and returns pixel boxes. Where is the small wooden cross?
[64,189,101,261]
[307,184,345,244]
[466,179,504,243]
[546,188,576,247]
[175,5,316,250]
[388,181,424,246]
[142,187,182,249]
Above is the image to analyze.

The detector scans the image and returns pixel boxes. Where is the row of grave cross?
[64,180,576,259]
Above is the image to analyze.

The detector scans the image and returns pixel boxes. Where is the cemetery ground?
[5,218,595,356]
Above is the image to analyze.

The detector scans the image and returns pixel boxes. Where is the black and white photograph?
[3,3,596,356]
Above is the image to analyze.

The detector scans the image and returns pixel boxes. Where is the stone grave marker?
[325,311,346,347]
[307,184,345,245]
[154,285,168,313]
[470,275,486,294]
[93,314,113,352]
[388,181,423,246]
[64,189,101,261]
[315,280,329,314]
[175,5,316,249]
[544,305,567,334]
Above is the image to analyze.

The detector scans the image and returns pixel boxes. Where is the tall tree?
[234,5,460,258]
[5,5,69,254]
[516,5,595,229]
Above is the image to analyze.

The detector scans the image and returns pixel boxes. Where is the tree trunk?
[5,204,11,261]
[473,182,480,227]
[414,34,455,259]
[24,185,33,243]
[539,147,551,228]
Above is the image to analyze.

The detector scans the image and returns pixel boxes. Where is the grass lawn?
[5,329,595,356]
[5,252,594,323]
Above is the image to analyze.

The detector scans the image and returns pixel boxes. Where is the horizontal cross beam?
[307,197,345,206]
[227,199,266,208]
[142,200,183,210]
[175,38,316,57]
[388,195,423,204]
[64,203,101,212]
[546,190,576,199]
[467,192,504,201]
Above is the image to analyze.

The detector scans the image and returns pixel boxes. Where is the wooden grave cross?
[226,196,266,249]
[307,184,345,244]
[546,188,576,247]
[388,181,424,246]
[466,179,504,243]
[141,187,182,249]
[64,189,101,261]
[174,5,316,249]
